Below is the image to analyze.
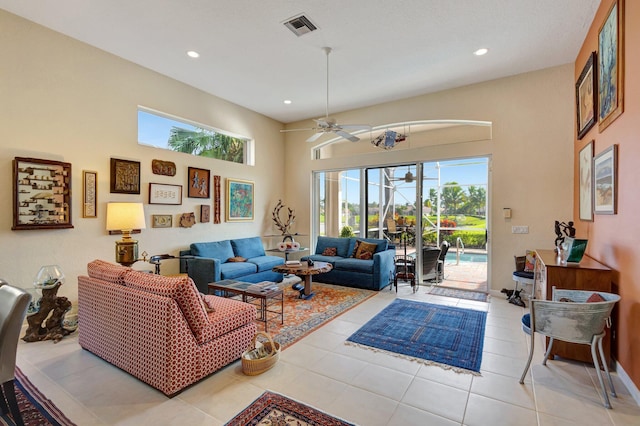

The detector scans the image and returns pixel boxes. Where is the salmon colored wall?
[574,0,640,390]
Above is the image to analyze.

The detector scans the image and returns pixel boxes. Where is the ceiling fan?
[281,47,371,143]
[389,166,415,183]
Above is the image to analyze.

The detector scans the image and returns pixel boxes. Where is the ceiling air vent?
[283,14,317,37]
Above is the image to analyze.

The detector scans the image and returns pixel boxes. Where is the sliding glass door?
[313,156,489,292]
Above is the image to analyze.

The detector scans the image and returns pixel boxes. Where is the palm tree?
[441,182,466,214]
[167,127,244,163]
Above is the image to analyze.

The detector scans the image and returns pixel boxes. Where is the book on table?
[285,260,301,266]
[247,281,279,293]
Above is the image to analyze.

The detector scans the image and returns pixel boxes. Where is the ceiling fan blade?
[306,132,324,142]
[339,124,371,131]
[335,130,360,142]
[280,128,314,133]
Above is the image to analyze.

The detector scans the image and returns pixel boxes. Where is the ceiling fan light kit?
[281,46,372,143]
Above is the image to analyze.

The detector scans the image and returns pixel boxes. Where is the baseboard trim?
[616,360,640,406]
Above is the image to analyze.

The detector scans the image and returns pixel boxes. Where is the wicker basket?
[241,332,280,376]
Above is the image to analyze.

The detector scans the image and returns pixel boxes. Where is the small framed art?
[188,167,210,198]
[152,214,173,228]
[576,52,596,140]
[82,170,98,218]
[226,178,254,222]
[578,141,593,221]
[200,205,211,222]
[149,183,182,205]
[593,144,617,215]
[110,158,141,194]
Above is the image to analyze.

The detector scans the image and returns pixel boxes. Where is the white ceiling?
[1,0,599,124]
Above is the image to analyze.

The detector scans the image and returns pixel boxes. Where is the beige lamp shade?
[106,202,146,232]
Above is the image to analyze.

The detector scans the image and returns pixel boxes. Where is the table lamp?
[106,202,146,266]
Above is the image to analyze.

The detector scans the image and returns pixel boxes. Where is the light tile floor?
[16,285,640,425]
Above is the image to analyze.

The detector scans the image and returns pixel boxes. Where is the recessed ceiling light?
[187,50,200,58]
[284,100,292,105]
[474,48,488,56]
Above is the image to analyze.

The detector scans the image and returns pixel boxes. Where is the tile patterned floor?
[16,286,640,425]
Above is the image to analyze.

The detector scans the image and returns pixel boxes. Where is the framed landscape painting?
[226,178,254,222]
[598,0,624,132]
[593,144,617,215]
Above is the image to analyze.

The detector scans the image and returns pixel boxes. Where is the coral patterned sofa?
[78,260,256,396]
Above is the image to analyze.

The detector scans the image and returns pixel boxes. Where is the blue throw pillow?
[191,240,235,261]
[231,237,265,259]
[315,236,351,257]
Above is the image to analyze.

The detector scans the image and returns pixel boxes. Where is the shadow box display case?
[13,157,73,230]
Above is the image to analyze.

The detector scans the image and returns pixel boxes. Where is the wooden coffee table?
[272,261,332,300]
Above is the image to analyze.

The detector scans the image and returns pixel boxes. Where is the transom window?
[137,108,251,164]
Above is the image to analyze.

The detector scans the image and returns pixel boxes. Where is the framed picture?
[110,158,141,194]
[152,214,173,228]
[200,204,210,222]
[576,52,597,140]
[578,141,594,221]
[82,170,98,218]
[149,183,182,205]
[593,144,617,215]
[213,175,221,224]
[226,178,254,222]
[13,157,73,230]
[598,0,624,132]
[188,167,210,198]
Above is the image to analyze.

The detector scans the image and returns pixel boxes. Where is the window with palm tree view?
[137,108,249,164]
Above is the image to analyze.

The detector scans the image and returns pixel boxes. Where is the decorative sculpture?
[272,200,295,235]
[179,212,196,228]
[554,220,576,248]
[23,265,74,343]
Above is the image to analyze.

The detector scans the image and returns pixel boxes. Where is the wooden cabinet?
[534,249,613,365]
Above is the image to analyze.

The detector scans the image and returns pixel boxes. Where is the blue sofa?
[180,237,284,293]
[301,236,396,291]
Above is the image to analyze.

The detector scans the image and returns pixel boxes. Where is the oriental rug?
[0,367,75,426]
[267,282,375,349]
[428,286,489,302]
[346,299,487,374]
[225,391,354,426]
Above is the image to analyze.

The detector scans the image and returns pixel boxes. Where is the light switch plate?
[512,226,529,234]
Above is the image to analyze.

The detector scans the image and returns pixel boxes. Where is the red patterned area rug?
[225,391,354,425]
[0,367,75,426]
[265,282,375,349]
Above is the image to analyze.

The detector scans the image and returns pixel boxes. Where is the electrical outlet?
[512,226,529,234]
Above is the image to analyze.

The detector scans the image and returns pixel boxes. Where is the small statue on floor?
[500,288,515,299]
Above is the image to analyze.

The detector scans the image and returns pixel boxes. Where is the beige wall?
[0,10,286,301]
[283,65,575,294]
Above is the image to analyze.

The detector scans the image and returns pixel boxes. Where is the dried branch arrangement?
[272,199,295,235]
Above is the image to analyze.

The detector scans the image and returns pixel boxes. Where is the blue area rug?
[346,299,487,374]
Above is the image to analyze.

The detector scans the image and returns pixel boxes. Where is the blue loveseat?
[301,236,396,291]
[180,237,284,293]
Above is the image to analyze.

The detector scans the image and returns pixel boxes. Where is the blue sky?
[137,110,199,148]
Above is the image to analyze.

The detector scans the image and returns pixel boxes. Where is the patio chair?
[385,218,402,243]
[0,281,32,426]
[436,241,450,281]
[422,246,442,283]
[519,287,620,409]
